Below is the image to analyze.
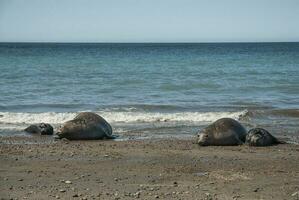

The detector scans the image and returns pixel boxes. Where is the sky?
[0,0,299,42]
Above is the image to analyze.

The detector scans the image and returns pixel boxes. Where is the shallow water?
[0,43,298,141]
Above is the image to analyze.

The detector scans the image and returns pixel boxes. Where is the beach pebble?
[65,180,72,184]
[292,191,299,197]
[134,191,141,198]
[59,189,66,193]
[233,195,241,200]
[205,193,212,200]
[195,172,209,177]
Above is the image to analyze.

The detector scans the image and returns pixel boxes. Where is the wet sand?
[1,136,299,200]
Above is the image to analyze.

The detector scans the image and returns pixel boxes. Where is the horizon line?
[1,41,299,44]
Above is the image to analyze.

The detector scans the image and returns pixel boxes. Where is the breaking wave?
[0,110,248,125]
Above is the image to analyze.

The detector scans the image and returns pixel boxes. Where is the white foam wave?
[0,110,247,125]
[0,112,76,124]
[104,110,247,123]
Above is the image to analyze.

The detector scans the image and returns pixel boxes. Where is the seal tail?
[274,137,287,144]
[105,134,119,140]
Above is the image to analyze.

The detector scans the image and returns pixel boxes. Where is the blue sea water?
[0,43,299,140]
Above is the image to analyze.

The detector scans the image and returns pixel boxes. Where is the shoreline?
[1,137,299,199]
[0,133,297,145]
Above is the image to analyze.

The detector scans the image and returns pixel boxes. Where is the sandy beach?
[1,136,299,200]
[1,1,299,199]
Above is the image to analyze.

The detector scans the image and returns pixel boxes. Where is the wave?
[0,110,248,125]
[0,112,76,125]
[270,109,299,118]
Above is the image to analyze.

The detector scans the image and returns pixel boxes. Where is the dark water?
[0,43,298,141]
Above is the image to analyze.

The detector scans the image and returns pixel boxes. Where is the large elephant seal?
[56,112,115,140]
[245,128,283,146]
[24,123,54,135]
[196,118,247,146]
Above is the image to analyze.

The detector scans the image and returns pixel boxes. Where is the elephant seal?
[24,123,54,135]
[196,118,247,146]
[56,112,115,140]
[245,128,282,146]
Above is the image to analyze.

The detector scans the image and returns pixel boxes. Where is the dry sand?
[1,136,299,200]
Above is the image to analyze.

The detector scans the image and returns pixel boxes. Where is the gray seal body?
[24,123,54,135]
[56,112,114,140]
[245,128,282,146]
[196,118,247,146]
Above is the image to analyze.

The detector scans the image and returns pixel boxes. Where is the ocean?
[0,43,298,142]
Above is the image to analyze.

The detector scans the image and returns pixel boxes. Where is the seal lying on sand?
[24,123,54,135]
[56,112,115,140]
[246,128,283,146]
[196,118,247,146]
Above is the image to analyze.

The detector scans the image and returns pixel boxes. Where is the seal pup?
[24,123,54,135]
[56,112,115,140]
[245,128,283,146]
[196,118,247,146]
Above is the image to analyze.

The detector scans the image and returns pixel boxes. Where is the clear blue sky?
[0,0,299,42]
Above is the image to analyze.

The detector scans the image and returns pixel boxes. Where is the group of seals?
[196,118,282,146]
[24,113,283,146]
[24,112,115,140]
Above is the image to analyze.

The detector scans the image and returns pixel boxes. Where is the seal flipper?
[104,134,119,139]
[53,134,61,139]
[274,137,286,144]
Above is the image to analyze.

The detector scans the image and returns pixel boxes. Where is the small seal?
[24,123,54,135]
[196,118,247,146]
[245,128,283,146]
[56,112,115,140]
